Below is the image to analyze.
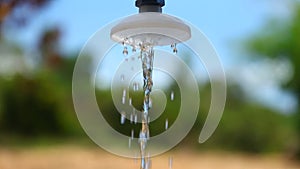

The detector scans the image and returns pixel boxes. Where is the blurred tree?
[38,27,63,69]
[0,0,50,36]
[0,0,84,139]
[0,74,65,136]
[246,4,300,157]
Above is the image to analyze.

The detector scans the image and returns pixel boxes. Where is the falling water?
[165,119,169,130]
[120,40,179,169]
[129,137,132,148]
[170,91,174,101]
[120,111,126,124]
[138,45,154,169]
[169,156,173,169]
[122,89,126,104]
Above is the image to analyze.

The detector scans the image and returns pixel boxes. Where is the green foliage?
[0,57,84,139]
[0,74,64,136]
[245,3,300,157]
[246,4,300,95]
[213,103,291,153]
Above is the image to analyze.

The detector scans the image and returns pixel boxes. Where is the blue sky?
[6,0,296,113]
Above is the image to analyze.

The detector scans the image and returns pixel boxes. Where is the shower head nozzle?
[135,0,165,13]
[135,0,165,7]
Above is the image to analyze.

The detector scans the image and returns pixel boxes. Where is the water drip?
[120,111,126,124]
[169,156,173,169]
[123,46,129,56]
[165,119,169,130]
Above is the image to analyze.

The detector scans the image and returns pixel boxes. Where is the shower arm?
[135,0,165,13]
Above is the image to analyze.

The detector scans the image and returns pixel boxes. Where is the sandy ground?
[0,146,299,169]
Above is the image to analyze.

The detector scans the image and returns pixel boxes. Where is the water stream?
[139,45,154,169]
[121,42,178,169]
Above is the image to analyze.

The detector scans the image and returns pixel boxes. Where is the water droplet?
[120,111,126,124]
[123,46,128,56]
[172,43,178,54]
[170,91,174,101]
[165,119,168,130]
[169,156,173,169]
[129,97,132,106]
[173,47,178,54]
[122,89,127,104]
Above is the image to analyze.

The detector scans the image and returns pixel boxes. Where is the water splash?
[138,45,154,169]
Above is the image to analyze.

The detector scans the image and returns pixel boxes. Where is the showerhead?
[110,0,191,48]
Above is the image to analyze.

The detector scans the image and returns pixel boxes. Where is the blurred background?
[1,0,300,169]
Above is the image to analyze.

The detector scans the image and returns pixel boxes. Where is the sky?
[5,0,297,113]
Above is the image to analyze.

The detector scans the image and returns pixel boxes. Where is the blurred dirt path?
[0,146,299,169]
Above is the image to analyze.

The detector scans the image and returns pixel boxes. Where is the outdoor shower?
[110,0,191,168]
[72,0,226,169]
